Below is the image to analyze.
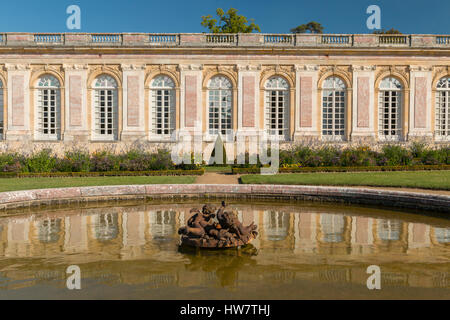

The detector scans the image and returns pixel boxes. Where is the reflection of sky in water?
[377,219,402,241]
[263,211,289,241]
[37,218,61,243]
[321,214,345,243]
[435,228,450,243]
[93,213,119,241]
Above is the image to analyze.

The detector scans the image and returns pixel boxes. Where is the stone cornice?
[5,63,30,71]
[178,64,203,71]
[295,64,319,72]
[120,63,146,71]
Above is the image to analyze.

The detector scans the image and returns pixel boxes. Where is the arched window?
[150,75,176,137]
[36,218,62,243]
[322,76,346,140]
[320,214,345,243]
[0,79,3,140]
[148,210,177,241]
[378,77,403,140]
[93,213,119,241]
[35,75,61,140]
[433,227,449,244]
[207,76,232,135]
[436,77,450,138]
[264,76,290,140]
[377,219,402,241]
[263,211,289,241]
[92,75,118,140]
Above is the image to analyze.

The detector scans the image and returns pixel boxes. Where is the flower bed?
[232,164,450,174]
[0,169,204,178]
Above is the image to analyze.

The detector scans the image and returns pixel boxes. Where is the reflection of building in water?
[373,219,408,254]
[259,211,295,250]
[351,217,374,255]
[294,212,318,253]
[0,205,449,292]
[92,212,119,241]
[316,214,352,255]
[0,206,448,263]
[432,227,450,244]
[30,217,65,257]
[148,210,178,241]
[5,217,32,257]
[0,224,5,256]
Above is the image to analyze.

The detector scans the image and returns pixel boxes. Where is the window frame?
[378,77,403,141]
[206,75,233,140]
[34,75,61,141]
[321,76,347,141]
[264,76,290,141]
[435,77,450,140]
[149,75,176,141]
[0,79,3,140]
[91,75,119,141]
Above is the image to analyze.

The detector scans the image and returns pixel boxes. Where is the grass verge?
[240,170,450,190]
[0,176,196,192]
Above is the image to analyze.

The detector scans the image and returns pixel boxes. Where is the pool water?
[0,201,448,299]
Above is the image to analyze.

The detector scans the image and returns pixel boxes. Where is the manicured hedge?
[0,169,205,178]
[232,165,450,174]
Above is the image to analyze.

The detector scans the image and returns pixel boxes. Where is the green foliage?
[246,144,449,169]
[201,8,261,33]
[373,28,402,34]
[290,21,324,34]
[232,164,450,175]
[381,145,413,166]
[25,149,56,173]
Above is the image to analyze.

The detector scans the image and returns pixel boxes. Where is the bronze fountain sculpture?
[178,201,258,248]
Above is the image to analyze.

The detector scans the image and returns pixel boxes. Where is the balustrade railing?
[206,34,236,43]
[34,34,63,43]
[264,35,293,44]
[149,34,178,44]
[91,34,122,43]
[436,36,450,45]
[0,33,447,49]
[321,35,351,44]
[379,35,409,45]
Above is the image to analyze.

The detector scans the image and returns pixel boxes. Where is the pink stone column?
[127,76,140,127]
[299,76,312,127]
[185,75,197,127]
[357,77,370,128]
[11,75,24,127]
[69,75,82,127]
[242,76,255,127]
[414,77,427,129]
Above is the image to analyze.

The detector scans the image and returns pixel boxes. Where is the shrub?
[65,150,91,172]
[25,149,56,173]
[0,153,24,172]
[90,151,119,172]
[380,145,413,166]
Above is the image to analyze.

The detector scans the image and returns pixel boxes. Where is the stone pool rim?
[0,184,449,214]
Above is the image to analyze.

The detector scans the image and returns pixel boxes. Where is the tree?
[290,21,324,34]
[201,8,261,33]
[373,28,402,34]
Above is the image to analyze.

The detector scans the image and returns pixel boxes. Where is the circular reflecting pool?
[0,201,448,299]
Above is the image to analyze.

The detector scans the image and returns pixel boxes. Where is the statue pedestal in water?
[178,202,258,248]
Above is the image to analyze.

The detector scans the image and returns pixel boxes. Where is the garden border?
[0,184,448,214]
[232,165,450,174]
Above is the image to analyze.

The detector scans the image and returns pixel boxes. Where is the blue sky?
[0,0,448,34]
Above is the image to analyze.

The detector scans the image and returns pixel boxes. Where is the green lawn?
[202,166,232,173]
[240,170,450,190]
[0,176,196,192]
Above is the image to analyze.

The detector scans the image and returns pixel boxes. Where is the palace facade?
[0,33,449,154]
